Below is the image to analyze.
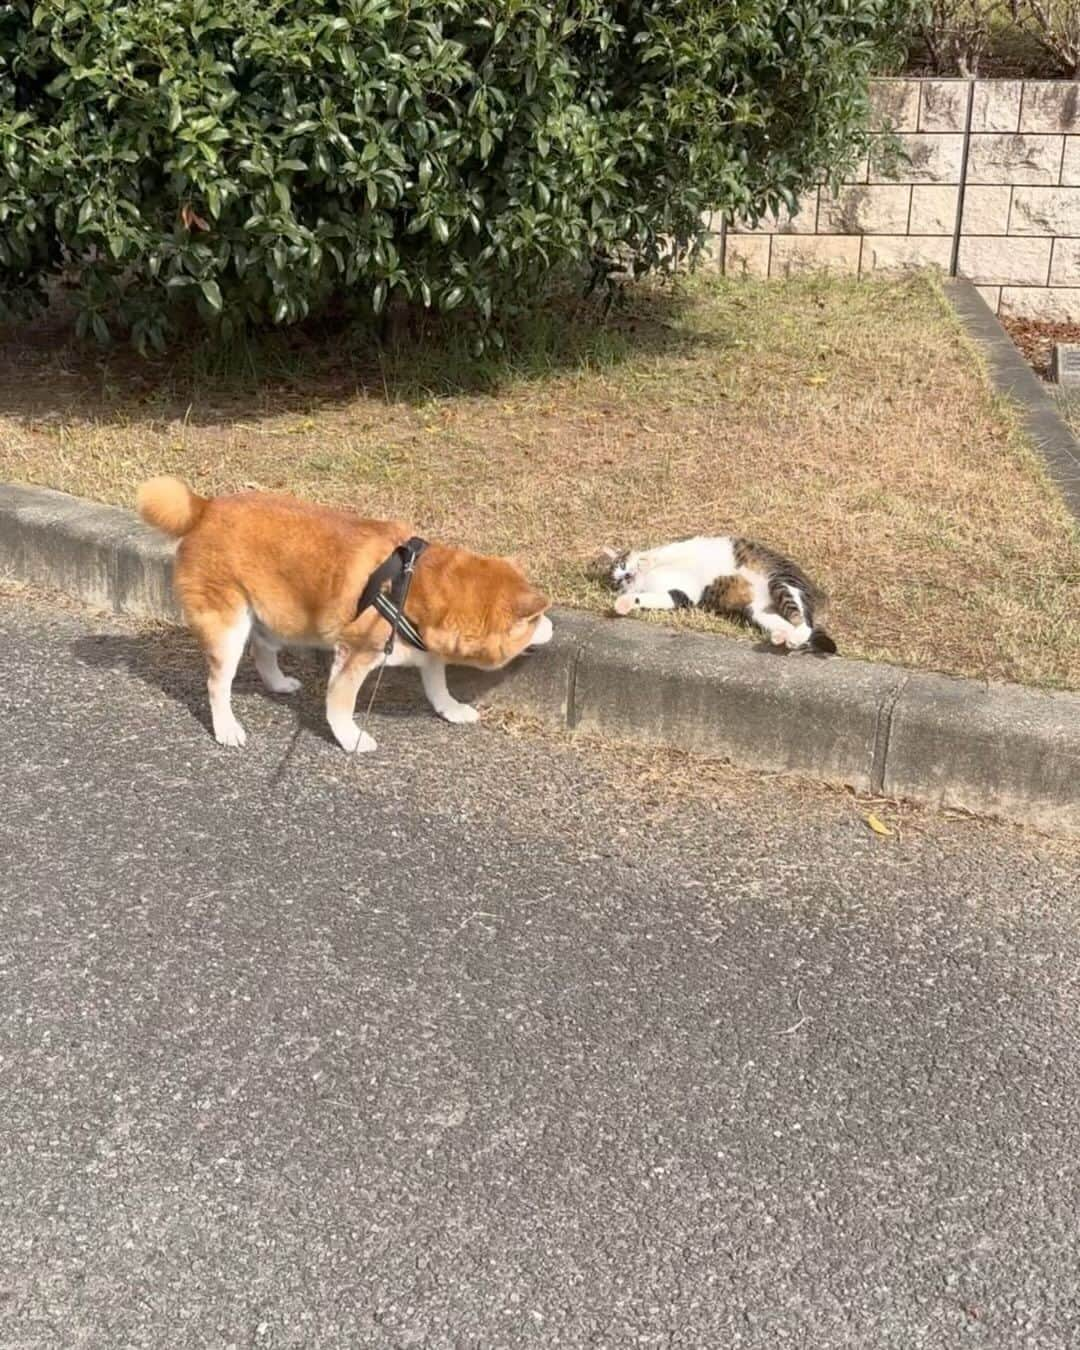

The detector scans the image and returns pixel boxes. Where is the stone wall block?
[870,134,964,184]
[1049,238,1080,285]
[999,286,1080,320]
[967,134,1063,184]
[769,236,861,277]
[1020,81,1080,133]
[860,236,952,274]
[919,80,969,132]
[971,81,1022,133]
[724,235,771,278]
[961,185,1013,235]
[909,185,959,234]
[731,190,819,236]
[1010,186,1080,235]
[957,236,1052,285]
[818,184,911,234]
[869,79,921,133]
[697,228,725,270]
[1060,137,1080,185]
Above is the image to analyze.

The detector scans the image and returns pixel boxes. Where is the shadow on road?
[70,627,442,750]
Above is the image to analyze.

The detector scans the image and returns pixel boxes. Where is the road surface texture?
[2,585,1079,1349]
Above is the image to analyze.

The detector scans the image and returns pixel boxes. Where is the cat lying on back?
[593,535,837,654]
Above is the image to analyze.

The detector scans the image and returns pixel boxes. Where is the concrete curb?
[944,277,1080,524]
[2,482,1078,837]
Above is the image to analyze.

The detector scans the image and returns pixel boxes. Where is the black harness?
[354,536,429,654]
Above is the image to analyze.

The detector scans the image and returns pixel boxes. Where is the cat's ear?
[584,546,620,580]
[585,545,619,568]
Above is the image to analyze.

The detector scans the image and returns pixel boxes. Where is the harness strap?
[354,537,429,654]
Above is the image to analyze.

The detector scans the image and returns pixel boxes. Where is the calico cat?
[594,535,837,654]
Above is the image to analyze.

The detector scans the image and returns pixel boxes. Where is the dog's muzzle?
[524,613,554,653]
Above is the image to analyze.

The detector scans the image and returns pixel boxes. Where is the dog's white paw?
[439,702,481,726]
[215,717,248,748]
[329,718,377,753]
[268,674,302,695]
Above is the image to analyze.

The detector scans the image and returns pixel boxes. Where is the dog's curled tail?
[137,476,208,538]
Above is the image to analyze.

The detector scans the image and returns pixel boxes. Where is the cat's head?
[586,545,638,591]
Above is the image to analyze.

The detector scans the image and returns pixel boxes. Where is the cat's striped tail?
[810,629,838,655]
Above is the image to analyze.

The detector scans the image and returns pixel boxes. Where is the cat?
[592,535,838,654]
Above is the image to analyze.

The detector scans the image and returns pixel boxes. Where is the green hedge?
[0,0,915,350]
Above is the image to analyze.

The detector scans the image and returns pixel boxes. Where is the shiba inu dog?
[137,477,553,752]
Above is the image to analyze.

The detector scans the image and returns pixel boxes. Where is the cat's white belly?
[642,536,737,578]
[636,566,705,600]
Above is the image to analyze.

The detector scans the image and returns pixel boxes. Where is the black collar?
[354,537,429,653]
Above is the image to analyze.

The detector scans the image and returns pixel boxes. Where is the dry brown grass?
[1055,389,1080,441]
[1,273,1078,688]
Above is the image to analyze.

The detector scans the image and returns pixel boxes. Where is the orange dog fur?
[136,477,553,753]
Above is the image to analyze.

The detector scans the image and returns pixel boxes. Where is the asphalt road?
[2,587,1079,1349]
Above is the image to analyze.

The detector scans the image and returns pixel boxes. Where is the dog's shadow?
[71,628,435,748]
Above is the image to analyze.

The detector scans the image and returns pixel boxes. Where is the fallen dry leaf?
[865,813,894,837]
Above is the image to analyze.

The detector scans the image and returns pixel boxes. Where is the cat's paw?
[613,593,636,617]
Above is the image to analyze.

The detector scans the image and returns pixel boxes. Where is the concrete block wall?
[717,78,1080,321]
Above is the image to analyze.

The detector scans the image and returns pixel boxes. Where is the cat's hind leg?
[741,571,813,648]
[748,602,812,649]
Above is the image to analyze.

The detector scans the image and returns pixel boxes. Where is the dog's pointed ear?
[514,587,549,621]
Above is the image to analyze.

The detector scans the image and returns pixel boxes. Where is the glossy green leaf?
[0,0,915,350]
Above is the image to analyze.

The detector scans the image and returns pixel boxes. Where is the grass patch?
[1054,390,1080,442]
[1,273,1078,689]
[1060,403,1080,446]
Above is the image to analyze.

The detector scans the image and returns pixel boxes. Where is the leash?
[354,536,429,730]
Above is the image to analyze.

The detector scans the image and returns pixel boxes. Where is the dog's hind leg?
[190,603,252,747]
[252,631,301,695]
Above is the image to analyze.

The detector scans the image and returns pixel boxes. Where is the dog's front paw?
[439,701,481,726]
[214,717,248,748]
[330,719,377,753]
